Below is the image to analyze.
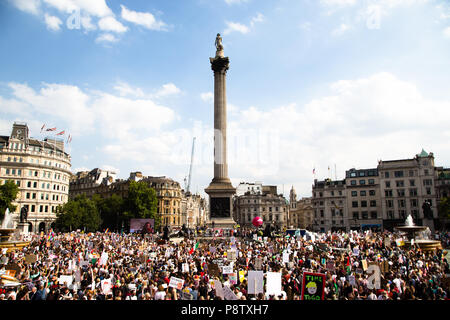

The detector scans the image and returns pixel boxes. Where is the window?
[409,180,415,186]
[394,171,404,177]
[426,187,431,195]
[409,170,415,177]
[397,189,405,197]
[352,201,358,208]
[369,190,376,196]
[350,180,356,186]
[410,199,418,207]
[409,188,418,196]
[361,201,367,207]
[350,172,356,177]
[385,181,391,188]
[27,181,31,188]
[370,200,377,207]
[370,211,377,219]
[353,212,359,219]
[359,180,366,185]
[351,191,357,197]
[386,200,394,208]
[385,190,393,197]
[359,172,365,177]
[362,211,368,219]
[360,191,366,196]
[368,179,375,185]
[396,180,404,187]
[423,179,433,186]
[385,172,390,178]
[398,199,406,208]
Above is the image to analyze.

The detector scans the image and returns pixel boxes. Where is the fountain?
[0,208,30,253]
[395,214,442,251]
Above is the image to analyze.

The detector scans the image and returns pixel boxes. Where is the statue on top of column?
[215,33,224,58]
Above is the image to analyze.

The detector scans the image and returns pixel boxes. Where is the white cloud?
[95,33,119,43]
[200,92,213,103]
[154,83,181,98]
[332,23,351,36]
[320,0,357,7]
[250,12,264,27]
[120,5,167,31]
[10,0,41,15]
[114,81,145,98]
[98,16,128,33]
[44,13,62,31]
[42,0,113,18]
[223,21,250,35]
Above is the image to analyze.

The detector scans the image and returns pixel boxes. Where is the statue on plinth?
[215,33,224,58]
[19,206,28,223]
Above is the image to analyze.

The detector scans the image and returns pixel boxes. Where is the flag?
[46,127,56,131]
[56,130,65,135]
[66,134,72,143]
[189,242,199,255]
[40,124,45,133]
[313,168,315,174]
[346,255,352,274]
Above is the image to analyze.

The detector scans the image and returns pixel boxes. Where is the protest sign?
[214,280,224,299]
[223,285,238,300]
[239,270,246,283]
[361,259,368,271]
[24,254,37,264]
[266,272,282,296]
[247,271,264,295]
[229,272,237,285]
[59,275,73,287]
[366,263,381,290]
[282,252,290,264]
[227,250,236,261]
[222,265,233,275]
[169,276,185,290]
[255,257,263,270]
[301,272,325,300]
[182,263,189,273]
[101,279,112,295]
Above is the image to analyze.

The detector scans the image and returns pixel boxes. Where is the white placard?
[222,265,233,274]
[101,279,112,295]
[247,271,264,295]
[282,252,290,264]
[59,275,73,287]
[214,280,224,299]
[266,272,282,296]
[169,276,185,290]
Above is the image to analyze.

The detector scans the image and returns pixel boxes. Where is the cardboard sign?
[222,265,233,275]
[223,285,238,300]
[169,277,185,290]
[361,260,368,272]
[182,263,189,273]
[59,275,73,287]
[301,272,326,300]
[266,272,282,296]
[366,263,381,290]
[282,252,290,264]
[255,257,263,270]
[229,272,237,285]
[247,271,264,295]
[227,250,237,261]
[101,279,112,295]
[214,280,224,299]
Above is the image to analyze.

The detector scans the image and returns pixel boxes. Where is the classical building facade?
[0,122,71,232]
[312,179,346,233]
[345,168,383,231]
[181,192,208,228]
[377,150,438,231]
[234,184,288,229]
[69,168,117,199]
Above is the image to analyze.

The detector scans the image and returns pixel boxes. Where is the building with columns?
[0,122,71,232]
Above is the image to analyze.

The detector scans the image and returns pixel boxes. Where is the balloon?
[252,216,263,227]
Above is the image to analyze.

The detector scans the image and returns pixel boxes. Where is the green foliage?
[55,194,101,232]
[0,180,19,221]
[123,180,160,229]
[94,194,124,231]
[438,197,450,219]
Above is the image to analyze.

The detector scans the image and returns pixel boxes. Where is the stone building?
[69,168,117,199]
[234,183,288,229]
[181,192,208,228]
[345,168,383,231]
[312,179,346,233]
[288,186,314,229]
[377,150,438,231]
[0,122,71,232]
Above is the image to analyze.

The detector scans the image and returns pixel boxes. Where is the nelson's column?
[205,34,236,230]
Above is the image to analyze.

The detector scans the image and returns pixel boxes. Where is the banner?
[301,272,325,300]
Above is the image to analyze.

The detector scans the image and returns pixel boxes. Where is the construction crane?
[185,137,196,194]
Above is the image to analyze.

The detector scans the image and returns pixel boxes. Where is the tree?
[94,194,124,232]
[123,180,160,230]
[55,194,102,232]
[0,180,19,221]
[438,197,450,220]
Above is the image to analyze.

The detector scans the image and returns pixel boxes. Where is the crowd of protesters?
[0,226,449,300]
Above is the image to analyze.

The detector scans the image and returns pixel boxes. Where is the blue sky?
[1,0,450,198]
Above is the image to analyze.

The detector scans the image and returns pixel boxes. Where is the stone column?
[205,35,236,231]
